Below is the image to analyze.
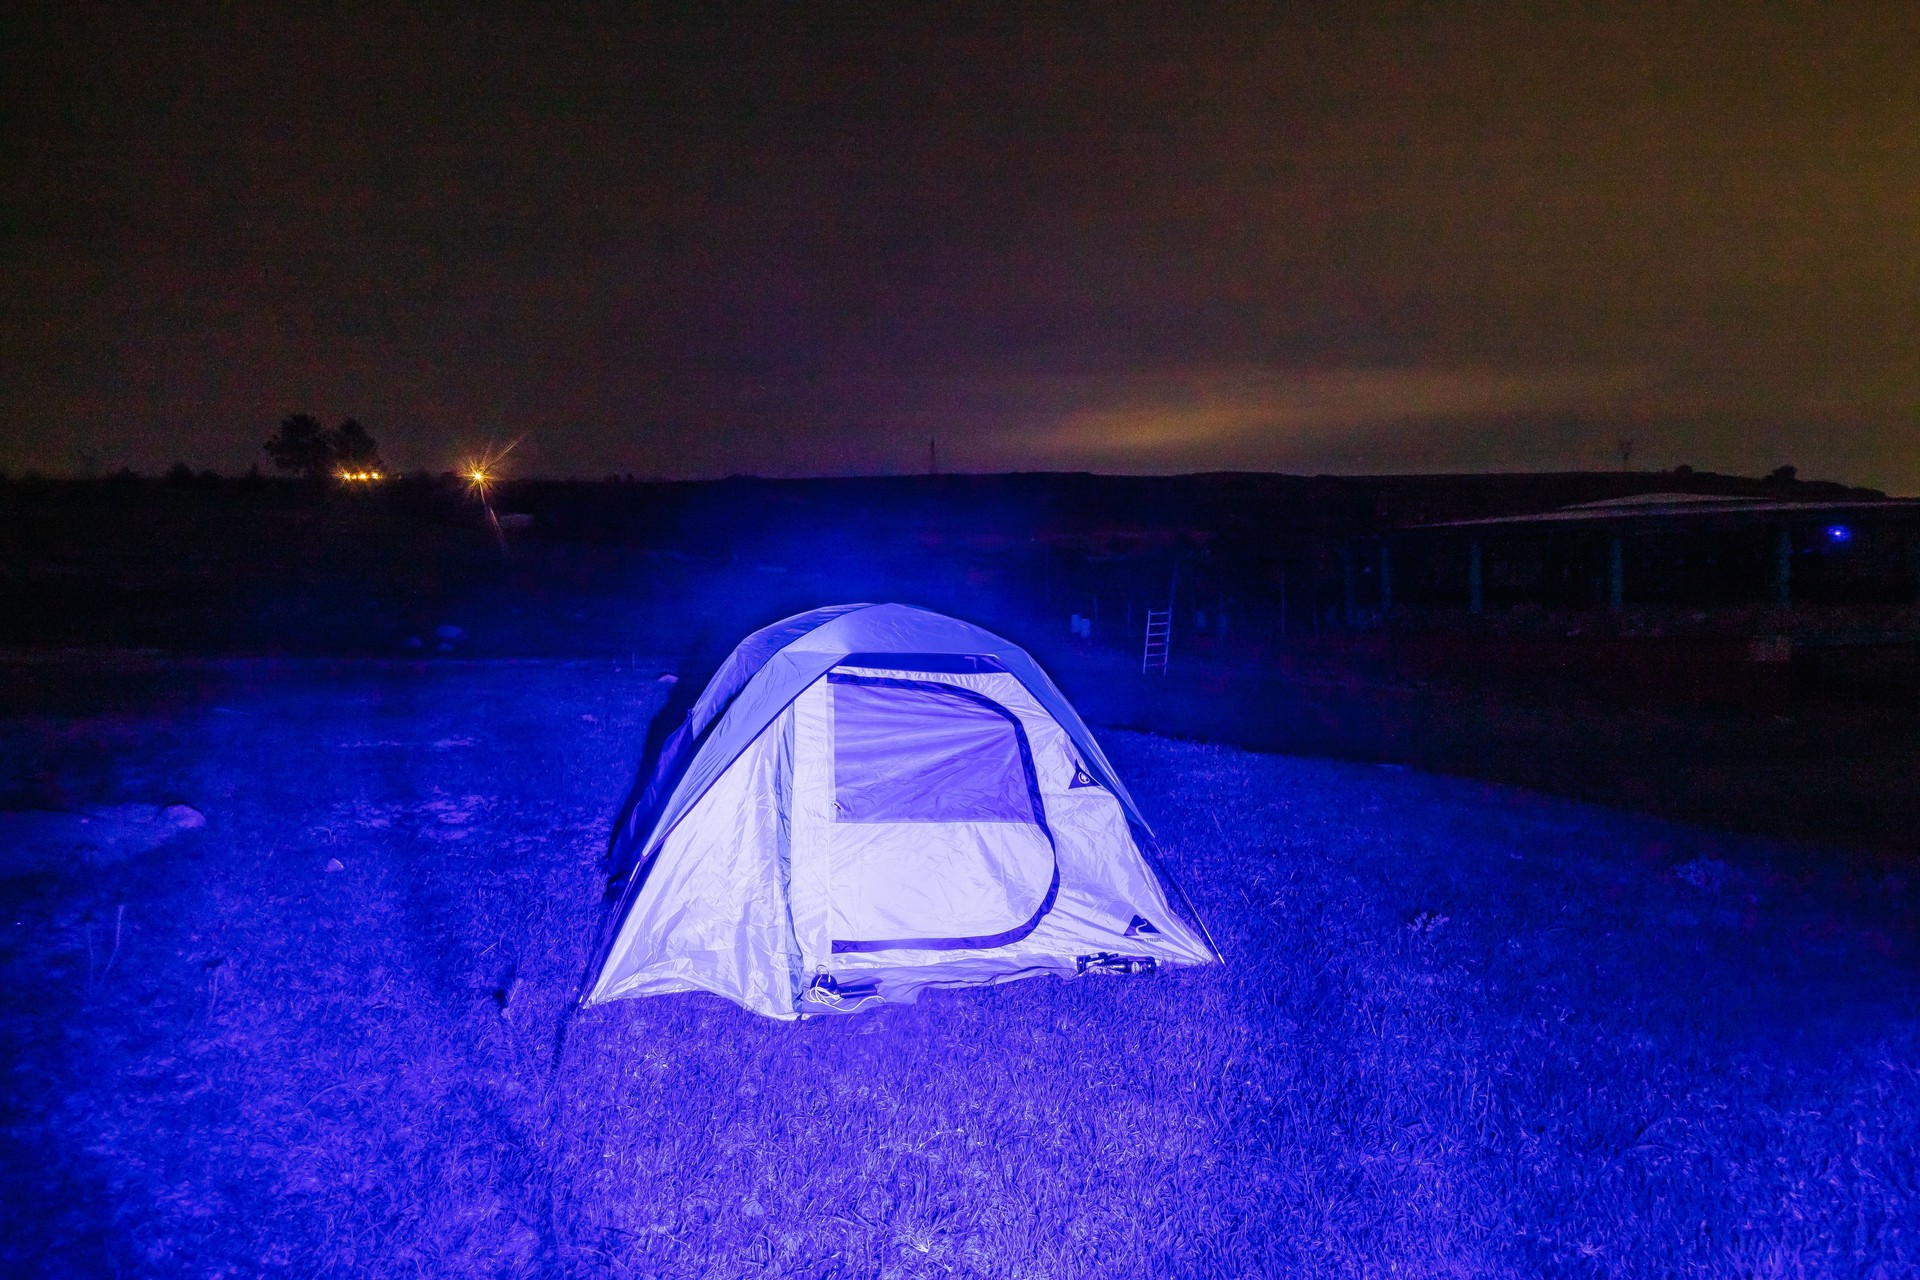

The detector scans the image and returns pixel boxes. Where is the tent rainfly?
[585,603,1218,1018]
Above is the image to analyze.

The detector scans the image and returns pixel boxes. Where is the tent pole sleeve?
[575,896,623,1008]
[1138,831,1226,965]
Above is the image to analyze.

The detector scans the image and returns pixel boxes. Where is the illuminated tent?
[585,603,1218,1018]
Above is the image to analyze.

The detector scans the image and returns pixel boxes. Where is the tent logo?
[1125,914,1160,937]
[1070,766,1100,789]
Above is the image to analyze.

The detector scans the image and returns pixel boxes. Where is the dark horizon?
[7,4,1920,490]
[8,459,1897,497]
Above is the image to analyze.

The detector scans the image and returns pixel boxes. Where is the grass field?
[2,658,1916,1277]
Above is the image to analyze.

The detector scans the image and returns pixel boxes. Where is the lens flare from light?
[459,439,519,501]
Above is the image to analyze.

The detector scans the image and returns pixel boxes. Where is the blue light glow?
[1825,523,1852,544]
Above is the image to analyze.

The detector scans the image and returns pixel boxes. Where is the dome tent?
[585,603,1218,1019]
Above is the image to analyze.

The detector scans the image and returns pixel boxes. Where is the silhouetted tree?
[262,414,384,478]
[330,418,381,469]
[166,462,195,485]
[264,414,333,478]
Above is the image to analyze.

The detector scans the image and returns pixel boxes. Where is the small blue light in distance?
[1825,524,1852,544]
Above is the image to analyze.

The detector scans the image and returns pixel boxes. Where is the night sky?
[5,3,1919,488]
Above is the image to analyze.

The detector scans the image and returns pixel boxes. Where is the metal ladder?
[1141,608,1172,674]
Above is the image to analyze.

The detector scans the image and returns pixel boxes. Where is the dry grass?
[1,659,1915,1277]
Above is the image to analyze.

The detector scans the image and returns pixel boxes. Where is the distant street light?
[458,439,520,555]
